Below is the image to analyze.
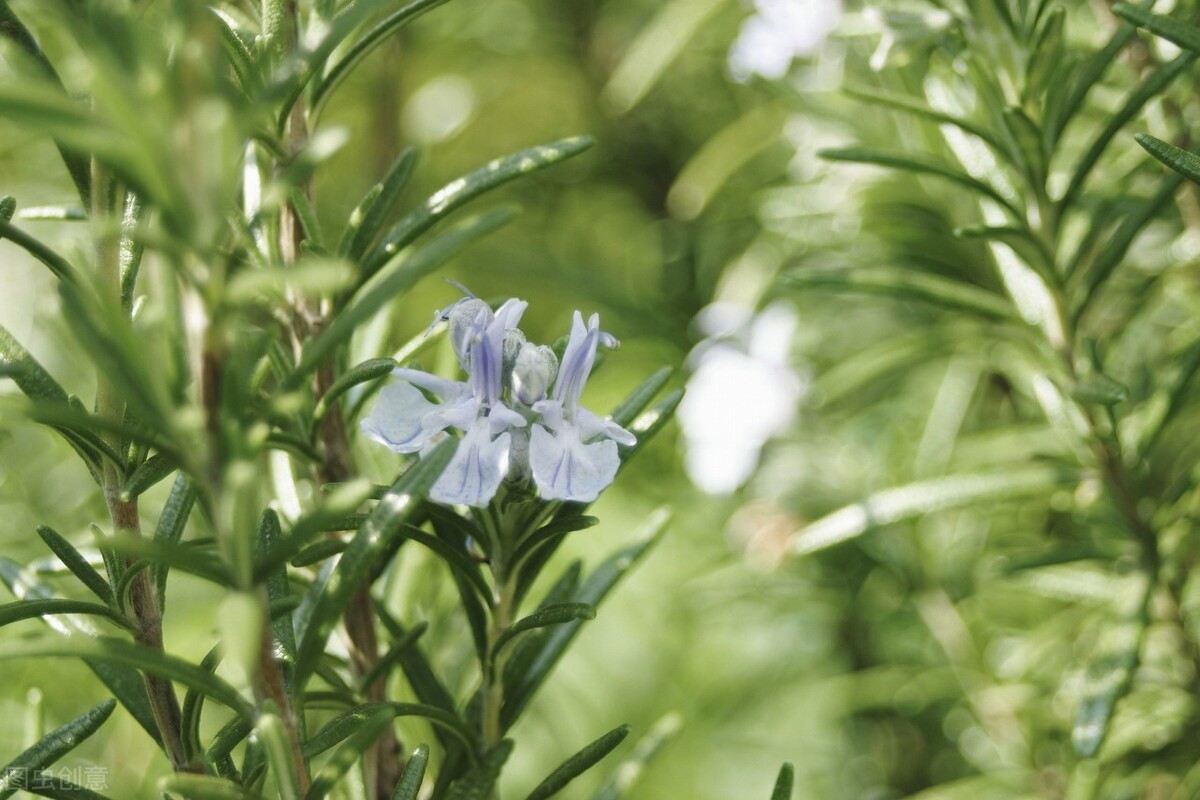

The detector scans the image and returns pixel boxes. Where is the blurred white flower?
[679,302,805,494]
[728,0,842,82]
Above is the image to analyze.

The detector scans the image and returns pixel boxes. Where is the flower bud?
[446,298,491,366]
[510,343,558,405]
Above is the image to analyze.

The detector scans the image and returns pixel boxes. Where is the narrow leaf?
[120,453,177,501]
[504,511,668,729]
[446,740,513,800]
[1072,576,1151,757]
[494,603,596,657]
[526,724,630,800]
[304,708,393,800]
[340,148,419,261]
[36,525,112,605]
[312,357,397,428]
[843,85,1005,153]
[287,208,516,388]
[294,440,456,687]
[792,466,1078,555]
[1134,133,1200,183]
[1113,4,1200,52]
[770,763,794,800]
[391,744,429,800]
[786,267,1016,321]
[590,714,681,800]
[153,474,195,612]
[0,599,131,631]
[302,702,474,758]
[364,137,594,276]
[0,699,115,799]
[156,774,257,800]
[819,148,1021,218]
[0,637,253,719]
[609,367,672,428]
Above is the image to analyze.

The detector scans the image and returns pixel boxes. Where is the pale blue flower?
[529,312,636,503]
[361,297,528,507]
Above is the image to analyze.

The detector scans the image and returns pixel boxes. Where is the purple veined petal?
[421,394,481,433]
[529,422,620,503]
[575,406,637,446]
[469,298,528,406]
[430,420,512,507]
[391,367,470,401]
[360,382,442,453]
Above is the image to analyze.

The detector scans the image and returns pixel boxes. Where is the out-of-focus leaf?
[1072,575,1151,757]
[119,192,144,314]
[363,137,593,276]
[609,368,673,429]
[788,266,1017,321]
[358,621,427,691]
[0,699,115,799]
[513,516,598,567]
[36,525,112,605]
[0,599,130,630]
[0,558,159,742]
[293,440,455,687]
[445,740,512,800]
[12,773,114,799]
[1071,374,1128,406]
[286,208,516,388]
[1061,54,1195,209]
[770,763,794,800]
[844,85,1005,152]
[526,724,630,800]
[312,0,449,115]
[791,466,1079,555]
[504,511,668,729]
[0,637,253,719]
[390,743,429,800]
[1052,1,1148,137]
[819,148,1021,218]
[156,774,258,800]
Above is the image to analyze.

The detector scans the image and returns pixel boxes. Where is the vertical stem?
[92,165,193,772]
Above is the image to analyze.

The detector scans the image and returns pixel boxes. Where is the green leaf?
[504,511,668,729]
[590,714,681,800]
[1113,4,1200,52]
[290,539,348,568]
[294,440,456,688]
[358,621,428,692]
[391,744,429,800]
[446,740,513,800]
[120,453,177,501]
[494,603,596,659]
[792,466,1079,555]
[289,186,324,251]
[1053,3,1146,138]
[287,208,516,389]
[770,763,794,800]
[104,535,230,588]
[312,0,450,116]
[953,225,1054,276]
[526,724,630,800]
[304,708,393,800]
[1061,54,1196,209]
[819,148,1021,218]
[843,85,1005,153]
[375,608,461,754]
[0,637,253,719]
[609,367,673,429]
[0,699,115,799]
[258,510,298,699]
[1134,133,1200,183]
[1072,576,1151,757]
[153,474,195,613]
[36,525,112,605]
[303,702,474,758]
[513,516,598,567]
[312,357,397,430]
[156,774,259,800]
[0,558,160,743]
[363,137,594,276]
[787,266,1017,321]
[119,192,144,315]
[180,646,222,767]
[1071,374,1129,406]
[1073,172,1183,316]
[12,772,113,800]
[257,714,301,800]
[338,148,419,261]
[0,599,131,631]
[1024,7,1064,103]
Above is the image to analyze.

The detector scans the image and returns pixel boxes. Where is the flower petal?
[576,407,636,446]
[430,421,511,507]
[360,382,442,453]
[391,367,469,401]
[529,422,619,503]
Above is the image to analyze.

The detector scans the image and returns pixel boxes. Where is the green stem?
[483,576,516,753]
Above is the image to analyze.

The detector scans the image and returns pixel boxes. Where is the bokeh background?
[4,0,1195,797]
